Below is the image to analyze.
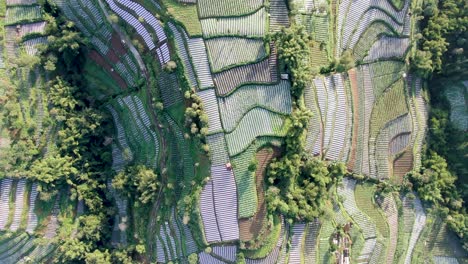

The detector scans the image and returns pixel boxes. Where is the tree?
[336,50,355,73]
[269,24,311,98]
[85,249,111,264]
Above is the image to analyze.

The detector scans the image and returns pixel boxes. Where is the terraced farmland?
[0,0,465,263]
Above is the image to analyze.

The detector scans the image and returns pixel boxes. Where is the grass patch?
[19,181,31,230]
[394,195,411,263]
[354,182,389,238]
[242,214,282,259]
[161,0,202,37]
[83,59,122,98]
[34,194,56,235]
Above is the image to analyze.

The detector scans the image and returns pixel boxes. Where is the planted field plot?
[404,195,426,264]
[232,138,281,220]
[364,36,410,63]
[108,96,161,168]
[6,0,36,5]
[0,236,35,263]
[375,114,412,179]
[200,8,267,38]
[231,147,258,219]
[317,219,334,263]
[378,193,398,264]
[214,43,277,95]
[351,65,375,175]
[304,219,320,264]
[197,0,263,18]
[225,108,285,156]
[211,165,239,241]
[26,182,38,233]
[269,0,289,32]
[311,74,351,161]
[218,81,292,132]
[197,89,223,134]
[337,0,409,53]
[368,61,405,99]
[115,0,167,43]
[353,22,395,60]
[105,0,155,50]
[156,43,171,64]
[89,51,127,89]
[198,252,227,263]
[433,257,460,264]
[165,114,196,195]
[304,83,322,154]
[168,23,198,88]
[0,178,13,230]
[238,144,281,239]
[206,133,229,166]
[338,178,377,262]
[347,9,406,51]
[22,36,46,55]
[354,183,389,238]
[161,0,201,36]
[289,223,306,263]
[106,105,134,162]
[158,65,183,108]
[294,0,314,13]
[17,244,55,263]
[369,79,407,178]
[5,21,45,41]
[299,14,328,43]
[107,180,128,246]
[200,166,239,243]
[200,180,221,243]
[245,217,285,264]
[5,6,42,26]
[10,179,26,232]
[409,76,428,170]
[186,37,214,88]
[445,82,467,131]
[212,245,237,262]
[205,37,267,72]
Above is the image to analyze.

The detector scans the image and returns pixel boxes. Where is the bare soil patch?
[392,150,413,182]
[110,32,127,56]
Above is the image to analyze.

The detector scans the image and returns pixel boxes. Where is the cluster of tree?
[268,24,311,98]
[407,152,468,249]
[410,0,467,77]
[112,165,159,205]
[184,89,210,152]
[265,107,347,222]
[320,50,355,74]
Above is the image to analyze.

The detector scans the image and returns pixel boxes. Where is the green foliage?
[335,50,355,73]
[408,152,468,248]
[412,0,467,77]
[184,90,209,143]
[188,253,198,264]
[113,165,159,205]
[269,24,311,98]
[236,252,246,264]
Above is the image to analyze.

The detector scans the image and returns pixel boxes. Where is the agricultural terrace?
[0,0,466,263]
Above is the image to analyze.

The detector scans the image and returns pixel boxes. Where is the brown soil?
[106,49,120,64]
[88,50,127,89]
[239,147,281,242]
[110,32,127,56]
[347,68,359,171]
[392,150,413,183]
